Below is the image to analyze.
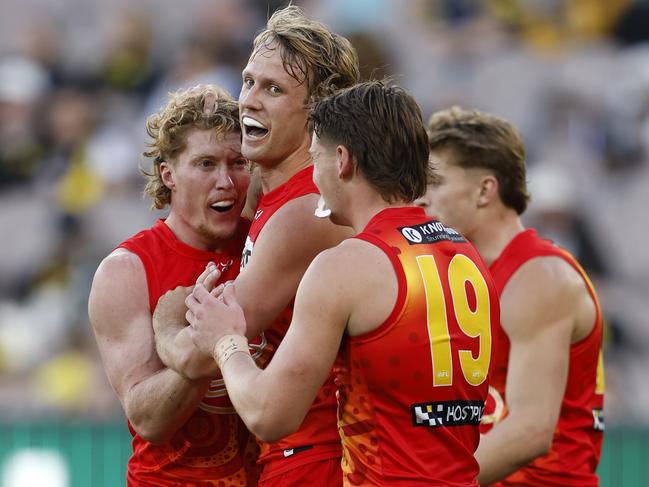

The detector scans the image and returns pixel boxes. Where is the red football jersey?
[336,207,499,486]
[119,218,260,486]
[486,229,604,487]
[241,166,342,481]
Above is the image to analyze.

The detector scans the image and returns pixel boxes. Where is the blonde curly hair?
[142,85,240,209]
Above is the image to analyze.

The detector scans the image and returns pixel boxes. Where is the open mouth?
[242,116,269,139]
[211,200,235,213]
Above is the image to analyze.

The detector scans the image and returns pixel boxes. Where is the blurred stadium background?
[0,0,647,485]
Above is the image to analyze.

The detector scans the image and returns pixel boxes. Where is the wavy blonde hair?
[142,85,240,209]
[253,5,360,101]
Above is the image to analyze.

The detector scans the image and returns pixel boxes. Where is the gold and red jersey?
[336,207,499,486]
[485,228,604,487]
[241,166,342,482]
[119,218,260,486]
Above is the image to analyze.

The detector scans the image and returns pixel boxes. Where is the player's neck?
[164,212,230,253]
[347,190,408,233]
[469,209,525,266]
[258,148,312,194]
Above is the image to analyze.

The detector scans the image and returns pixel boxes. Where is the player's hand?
[153,285,195,372]
[210,282,233,300]
[181,84,230,114]
[153,285,192,335]
[168,326,221,380]
[187,284,247,357]
[153,284,221,378]
[195,262,222,292]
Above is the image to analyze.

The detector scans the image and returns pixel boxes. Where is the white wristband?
[212,334,249,369]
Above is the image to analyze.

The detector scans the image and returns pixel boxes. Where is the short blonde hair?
[142,85,240,209]
[427,106,529,214]
[253,5,360,101]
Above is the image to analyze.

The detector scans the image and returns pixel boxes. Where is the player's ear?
[160,161,176,190]
[337,144,354,179]
[477,174,498,207]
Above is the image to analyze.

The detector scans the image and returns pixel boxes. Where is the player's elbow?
[530,423,554,457]
[174,350,207,381]
[520,416,555,461]
[249,423,294,444]
[245,410,302,443]
[125,400,177,446]
[139,429,173,446]
[130,418,175,446]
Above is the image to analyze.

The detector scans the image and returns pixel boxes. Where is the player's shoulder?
[315,236,364,259]
[89,248,150,327]
[266,192,321,228]
[310,237,389,279]
[513,254,585,294]
[299,240,369,304]
[502,254,589,328]
[302,237,398,330]
[259,193,351,249]
[94,247,145,282]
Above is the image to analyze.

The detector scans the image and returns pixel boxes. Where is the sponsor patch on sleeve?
[399,221,466,245]
[411,400,484,428]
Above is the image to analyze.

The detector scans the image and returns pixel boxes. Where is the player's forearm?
[240,292,294,341]
[124,368,210,445]
[476,411,553,485]
[221,352,304,442]
[156,326,220,380]
[154,320,188,368]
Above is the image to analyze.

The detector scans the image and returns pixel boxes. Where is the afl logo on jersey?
[401,227,423,243]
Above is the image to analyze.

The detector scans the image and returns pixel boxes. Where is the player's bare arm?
[153,193,351,363]
[476,256,595,485]
[233,192,353,340]
[186,238,397,441]
[88,249,213,444]
[152,266,222,379]
[241,164,262,221]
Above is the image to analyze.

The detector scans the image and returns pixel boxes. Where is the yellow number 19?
[416,254,492,387]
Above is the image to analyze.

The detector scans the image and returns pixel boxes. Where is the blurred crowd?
[0,0,648,424]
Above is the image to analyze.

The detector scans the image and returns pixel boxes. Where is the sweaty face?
[239,43,311,167]
[164,128,249,251]
[415,149,482,237]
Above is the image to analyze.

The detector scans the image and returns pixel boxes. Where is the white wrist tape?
[212,334,250,369]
